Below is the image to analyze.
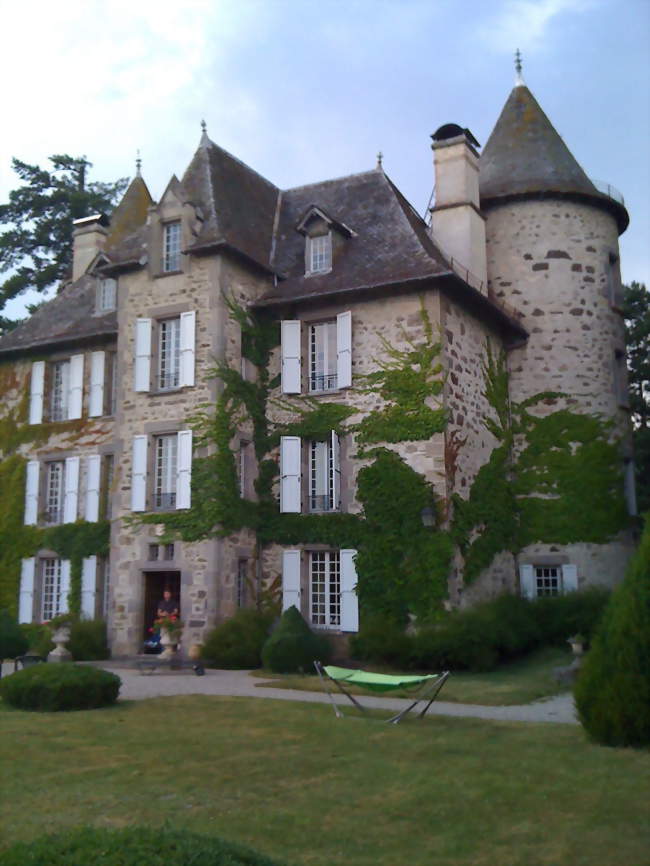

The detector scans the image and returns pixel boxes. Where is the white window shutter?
[176,429,193,509]
[340,549,359,632]
[85,455,101,522]
[19,558,36,624]
[336,311,352,388]
[88,351,106,417]
[179,311,196,387]
[519,564,535,599]
[282,550,301,612]
[134,318,152,392]
[131,435,148,511]
[280,436,301,513]
[60,560,71,613]
[281,320,301,394]
[81,556,97,619]
[331,430,341,510]
[24,460,39,525]
[29,361,45,424]
[64,456,80,523]
[562,564,578,593]
[68,354,84,419]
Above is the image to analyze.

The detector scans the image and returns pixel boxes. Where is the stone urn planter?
[568,635,586,657]
[159,627,180,660]
[48,626,72,663]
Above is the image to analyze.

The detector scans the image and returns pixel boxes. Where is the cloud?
[477,0,596,54]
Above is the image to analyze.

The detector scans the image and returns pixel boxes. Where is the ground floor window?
[42,558,65,620]
[521,562,577,599]
[534,566,561,597]
[310,551,340,627]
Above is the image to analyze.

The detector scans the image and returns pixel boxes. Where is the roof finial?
[376,150,383,170]
[135,149,142,177]
[514,48,525,87]
[200,118,210,147]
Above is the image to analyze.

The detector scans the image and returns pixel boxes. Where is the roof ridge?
[204,138,279,192]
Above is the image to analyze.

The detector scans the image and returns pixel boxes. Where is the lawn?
[1,694,649,866]
[253,646,574,706]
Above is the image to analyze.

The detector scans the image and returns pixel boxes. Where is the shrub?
[202,608,275,669]
[0,662,120,711]
[574,518,650,747]
[533,587,611,646]
[349,614,413,667]
[68,619,109,661]
[0,609,28,661]
[0,825,285,865]
[261,606,331,673]
[20,623,53,657]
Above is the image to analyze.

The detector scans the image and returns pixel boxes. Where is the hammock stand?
[314,661,451,724]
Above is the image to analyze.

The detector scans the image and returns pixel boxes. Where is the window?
[310,321,338,391]
[307,233,332,275]
[154,434,178,510]
[45,461,65,524]
[50,360,70,421]
[237,559,248,608]
[239,441,250,497]
[148,544,159,561]
[607,252,623,308]
[534,566,561,597]
[163,221,181,272]
[520,563,578,598]
[158,318,181,390]
[310,551,341,627]
[309,435,340,512]
[96,278,117,312]
[163,543,175,561]
[42,559,67,620]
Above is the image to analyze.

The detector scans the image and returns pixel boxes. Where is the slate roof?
[0,275,116,356]
[480,85,628,231]
[103,174,154,269]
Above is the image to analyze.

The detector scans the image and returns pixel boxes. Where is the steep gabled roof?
[480,84,628,232]
[0,275,116,357]
[180,138,279,270]
[102,174,154,269]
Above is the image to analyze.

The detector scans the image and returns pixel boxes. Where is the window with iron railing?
[45,462,65,524]
[309,321,338,392]
[309,438,340,513]
[154,434,177,510]
[158,318,181,390]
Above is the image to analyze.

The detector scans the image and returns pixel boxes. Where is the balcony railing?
[309,495,338,513]
[154,491,176,511]
[309,373,338,392]
[590,178,625,205]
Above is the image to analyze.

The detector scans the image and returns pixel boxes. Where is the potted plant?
[567,633,586,656]
[47,614,75,663]
[151,614,183,659]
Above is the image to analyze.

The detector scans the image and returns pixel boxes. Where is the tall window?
[45,462,65,524]
[50,360,70,421]
[307,234,331,274]
[154,434,177,510]
[97,278,117,312]
[309,438,340,512]
[310,551,340,627]
[163,221,181,272]
[42,559,65,620]
[158,318,181,390]
[309,321,337,391]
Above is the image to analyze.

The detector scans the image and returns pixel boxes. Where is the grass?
[1,694,649,866]
[252,646,574,706]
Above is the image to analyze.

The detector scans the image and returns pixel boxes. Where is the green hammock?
[324,665,440,693]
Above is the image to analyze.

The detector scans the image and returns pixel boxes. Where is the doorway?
[143,571,181,642]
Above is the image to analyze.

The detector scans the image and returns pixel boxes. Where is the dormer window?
[307,233,332,275]
[96,278,117,313]
[163,221,181,272]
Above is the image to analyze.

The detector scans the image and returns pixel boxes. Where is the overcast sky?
[1,0,648,318]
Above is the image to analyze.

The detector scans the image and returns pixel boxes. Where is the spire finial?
[201,118,207,134]
[514,49,524,87]
[200,118,210,147]
[376,150,383,170]
[135,149,142,177]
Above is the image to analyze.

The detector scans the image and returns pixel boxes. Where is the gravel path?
[98,664,578,725]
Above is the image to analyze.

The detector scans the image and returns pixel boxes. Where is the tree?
[623,282,650,514]
[0,155,128,327]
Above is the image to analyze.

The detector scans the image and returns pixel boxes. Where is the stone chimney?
[430,124,487,291]
[71,213,109,281]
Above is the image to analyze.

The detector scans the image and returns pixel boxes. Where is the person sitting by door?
[157,588,179,619]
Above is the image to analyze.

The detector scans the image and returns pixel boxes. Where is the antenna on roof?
[515,48,525,87]
[135,150,142,177]
[376,150,384,170]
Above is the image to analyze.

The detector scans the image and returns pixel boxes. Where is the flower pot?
[159,627,179,659]
[48,626,72,663]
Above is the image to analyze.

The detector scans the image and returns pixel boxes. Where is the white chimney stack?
[72,214,109,281]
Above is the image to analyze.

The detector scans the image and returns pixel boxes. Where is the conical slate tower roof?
[480,84,628,232]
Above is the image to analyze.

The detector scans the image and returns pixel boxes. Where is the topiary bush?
[202,608,275,669]
[574,518,650,747]
[0,662,120,711]
[0,825,286,865]
[68,619,110,661]
[261,606,331,673]
[0,609,28,662]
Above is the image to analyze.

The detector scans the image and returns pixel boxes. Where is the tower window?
[163,221,181,272]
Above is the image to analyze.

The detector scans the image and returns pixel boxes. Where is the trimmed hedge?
[575,518,650,747]
[68,619,110,661]
[202,608,275,669]
[0,825,286,865]
[0,663,120,711]
[0,609,28,660]
[261,606,331,673]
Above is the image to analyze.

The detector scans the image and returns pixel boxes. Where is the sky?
[1,0,649,319]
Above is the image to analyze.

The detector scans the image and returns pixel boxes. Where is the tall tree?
[623,281,650,514]
[0,155,128,324]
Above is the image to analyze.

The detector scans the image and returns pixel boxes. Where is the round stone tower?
[479,78,635,587]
